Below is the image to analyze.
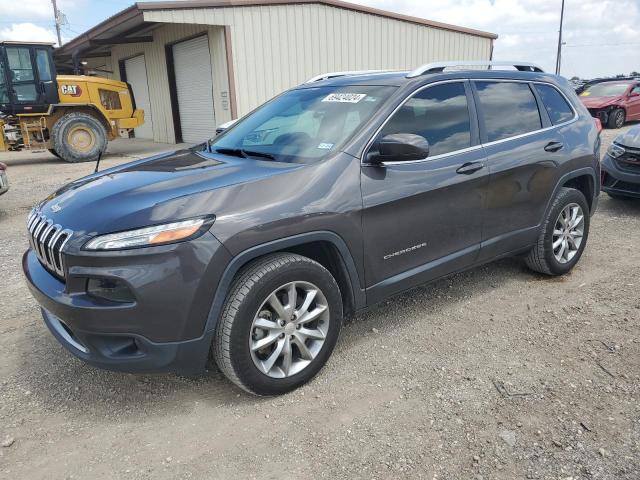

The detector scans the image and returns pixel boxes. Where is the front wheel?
[607,108,625,129]
[51,112,108,163]
[212,253,343,395]
[525,187,590,276]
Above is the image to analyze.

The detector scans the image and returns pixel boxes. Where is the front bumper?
[23,232,232,374]
[40,307,214,374]
[601,154,640,198]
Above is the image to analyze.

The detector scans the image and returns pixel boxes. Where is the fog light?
[87,278,135,303]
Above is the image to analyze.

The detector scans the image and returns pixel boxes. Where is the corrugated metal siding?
[109,23,231,143]
[143,4,492,122]
[108,4,491,143]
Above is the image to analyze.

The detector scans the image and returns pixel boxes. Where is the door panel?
[481,131,565,241]
[125,55,154,139]
[362,147,488,295]
[473,80,568,259]
[361,81,487,300]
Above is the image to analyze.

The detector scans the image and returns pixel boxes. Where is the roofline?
[57,0,497,55]
[137,0,498,39]
[56,5,141,55]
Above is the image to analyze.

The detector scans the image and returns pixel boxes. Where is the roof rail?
[304,70,392,83]
[406,61,545,78]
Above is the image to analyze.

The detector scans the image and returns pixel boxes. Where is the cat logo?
[61,85,82,97]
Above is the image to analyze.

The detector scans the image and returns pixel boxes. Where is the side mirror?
[368,133,429,163]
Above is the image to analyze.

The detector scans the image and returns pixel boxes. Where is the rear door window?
[379,82,472,157]
[534,84,574,124]
[474,81,542,142]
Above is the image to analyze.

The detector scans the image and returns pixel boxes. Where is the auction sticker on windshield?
[322,93,367,103]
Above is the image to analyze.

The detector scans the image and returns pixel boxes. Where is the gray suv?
[23,61,600,395]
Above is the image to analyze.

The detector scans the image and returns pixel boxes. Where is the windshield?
[581,83,630,97]
[211,85,397,163]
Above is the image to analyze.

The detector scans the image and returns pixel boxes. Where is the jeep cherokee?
[23,61,600,395]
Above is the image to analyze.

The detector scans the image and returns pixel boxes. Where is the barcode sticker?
[322,93,367,103]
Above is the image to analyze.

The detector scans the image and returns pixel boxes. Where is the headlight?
[607,143,626,159]
[84,217,213,251]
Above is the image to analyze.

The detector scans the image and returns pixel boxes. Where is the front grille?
[27,209,73,279]
[615,147,640,173]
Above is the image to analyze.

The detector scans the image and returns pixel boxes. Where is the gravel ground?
[0,128,639,479]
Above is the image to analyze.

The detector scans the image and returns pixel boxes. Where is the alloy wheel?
[249,281,330,378]
[552,203,584,264]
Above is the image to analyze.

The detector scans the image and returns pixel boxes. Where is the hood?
[36,147,303,238]
[580,95,623,109]
[615,125,640,149]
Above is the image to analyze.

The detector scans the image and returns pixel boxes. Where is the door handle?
[544,141,564,152]
[456,161,485,175]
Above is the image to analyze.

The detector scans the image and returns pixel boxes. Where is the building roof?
[56,0,497,58]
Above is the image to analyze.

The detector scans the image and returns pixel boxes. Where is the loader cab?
[0,42,59,115]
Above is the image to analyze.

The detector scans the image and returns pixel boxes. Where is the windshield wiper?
[241,149,277,161]
[214,147,247,158]
[214,147,277,161]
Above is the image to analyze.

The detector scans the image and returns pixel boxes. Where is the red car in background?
[579,80,640,129]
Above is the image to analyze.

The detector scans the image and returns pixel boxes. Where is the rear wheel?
[525,187,590,276]
[607,108,625,129]
[212,253,343,396]
[47,148,60,159]
[51,112,107,163]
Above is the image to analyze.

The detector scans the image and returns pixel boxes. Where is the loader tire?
[51,112,107,163]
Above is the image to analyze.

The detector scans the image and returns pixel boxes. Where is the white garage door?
[173,35,216,143]
[124,55,154,140]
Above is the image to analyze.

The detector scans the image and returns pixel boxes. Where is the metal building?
[55,0,497,144]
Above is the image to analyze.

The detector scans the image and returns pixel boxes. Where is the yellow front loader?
[0,42,143,163]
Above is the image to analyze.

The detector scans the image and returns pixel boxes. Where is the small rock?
[599,448,607,457]
[473,455,480,462]
[499,430,516,447]
[1,436,15,448]
[372,328,379,334]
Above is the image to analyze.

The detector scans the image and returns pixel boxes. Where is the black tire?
[51,112,107,163]
[48,148,61,159]
[607,108,625,129]
[525,187,590,276]
[212,253,343,396]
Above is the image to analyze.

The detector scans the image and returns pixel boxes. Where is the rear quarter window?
[534,84,575,125]
[474,81,542,142]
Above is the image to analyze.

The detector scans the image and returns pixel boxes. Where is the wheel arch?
[49,105,113,137]
[541,167,598,224]
[204,232,366,334]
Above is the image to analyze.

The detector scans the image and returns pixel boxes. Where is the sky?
[0,0,638,79]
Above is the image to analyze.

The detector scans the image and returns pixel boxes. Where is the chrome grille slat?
[26,209,73,279]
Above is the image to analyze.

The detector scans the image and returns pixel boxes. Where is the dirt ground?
[0,128,639,480]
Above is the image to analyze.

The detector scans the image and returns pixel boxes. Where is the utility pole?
[51,0,63,47]
[555,0,565,75]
